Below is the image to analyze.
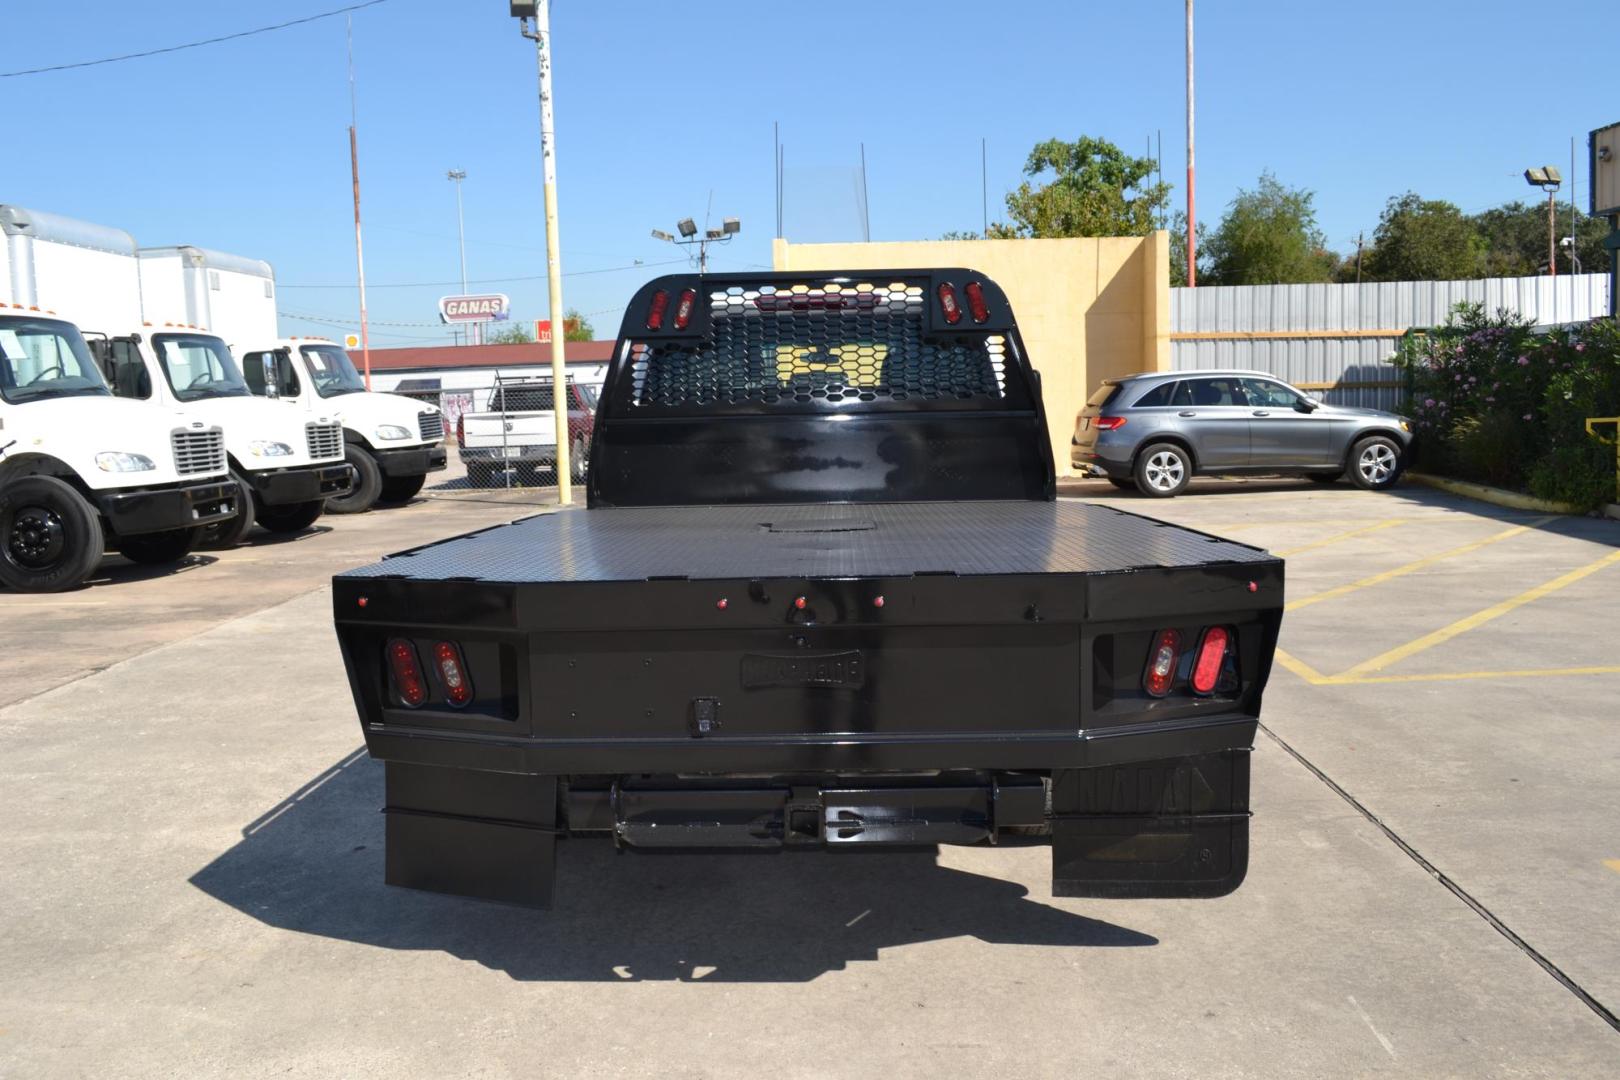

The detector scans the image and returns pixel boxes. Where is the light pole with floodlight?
[1524,166,1563,278]
[652,216,740,274]
[446,168,471,343]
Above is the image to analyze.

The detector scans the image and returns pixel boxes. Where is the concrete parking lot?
[3,473,1618,1077]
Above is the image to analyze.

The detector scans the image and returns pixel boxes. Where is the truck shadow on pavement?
[190,749,1156,982]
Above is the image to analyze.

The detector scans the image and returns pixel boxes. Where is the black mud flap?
[383,762,558,908]
[1050,749,1249,899]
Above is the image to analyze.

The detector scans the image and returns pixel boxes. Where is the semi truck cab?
[89,327,351,546]
[0,312,238,591]
[238,337,446,513]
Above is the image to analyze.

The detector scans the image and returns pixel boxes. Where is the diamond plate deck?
[340,501,1274,584]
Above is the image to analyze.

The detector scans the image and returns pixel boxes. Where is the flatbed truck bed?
[332,269,1284,909]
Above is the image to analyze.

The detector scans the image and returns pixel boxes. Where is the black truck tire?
[379,474,426,504]
[1348,435,1403,491]
[256,500,325,534]
[326,445,381,514]
[1134,442,1192,498]
[0,475,105,592]
[195,474,255,550]
[570,438,587,484]
[115,527,199,565]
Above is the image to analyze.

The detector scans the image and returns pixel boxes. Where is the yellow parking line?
[1276,519,1408,558]
[1273,648,1620,686]
[1272,647,1333,684]
[1334,665,1620,685]
[1605,860,1620,875]
[1286,518,1554,612]
[1339,548,1620,678]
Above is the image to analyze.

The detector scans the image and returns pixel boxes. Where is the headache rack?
[586,269,1056,508]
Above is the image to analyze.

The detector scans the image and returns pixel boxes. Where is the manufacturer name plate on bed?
[740,651,865,690]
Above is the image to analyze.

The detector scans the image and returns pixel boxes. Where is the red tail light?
[645,289,670,330]
[936,282,962,325]
[432,641,473,707]
[963,281,989,323]
[1192,627,1231,695]
[1143,628,1182,697]
[673,289,697,329]
[386,639,427,708]
[1093,416,1128,431]
[455,414,465,448]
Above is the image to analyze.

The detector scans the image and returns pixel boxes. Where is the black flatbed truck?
[333,270,1283,908]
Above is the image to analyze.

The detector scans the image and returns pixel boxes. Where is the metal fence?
[1170,274,1612,410]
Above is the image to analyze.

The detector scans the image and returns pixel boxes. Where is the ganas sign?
[438,294,511,324]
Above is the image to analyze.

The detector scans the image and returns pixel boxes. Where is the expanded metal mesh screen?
[625,280,1008,410]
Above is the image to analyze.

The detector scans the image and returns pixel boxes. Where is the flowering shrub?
[1394,305,1620,509]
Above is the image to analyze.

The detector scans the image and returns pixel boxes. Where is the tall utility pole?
[346,16,371,389]
[1185,0,1197,287]
[447,169,471,344]
[516,1,571,504]
[1355,232,1364,284]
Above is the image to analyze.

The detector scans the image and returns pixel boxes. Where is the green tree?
[999,136,1170,238]
[563,309,595,342]
[487,323,533,345]
[1470,200,1611,277]
[1362,193,1486,281]
[1200,173,1337,285]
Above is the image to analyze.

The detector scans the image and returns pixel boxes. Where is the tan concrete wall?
[773,233,1170,476]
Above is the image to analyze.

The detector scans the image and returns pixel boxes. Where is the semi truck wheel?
[195,474,255,549]
[0,475,105,592]
[378,474,426,504]
[115,527,199,565]
[256,500,325,534]
[326,444,381,514]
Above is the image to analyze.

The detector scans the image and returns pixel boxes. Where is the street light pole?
[1185,0,1196,288]
[447,168,471,344]
[516,0,571,505]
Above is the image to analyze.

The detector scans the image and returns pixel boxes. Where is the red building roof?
[360,340,616,373]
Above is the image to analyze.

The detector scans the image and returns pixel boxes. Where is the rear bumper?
[459,444,556,465]
[1070,440,1135,478]
[249,463,354,506]
[374,444,448,477]
[91,478,238,537]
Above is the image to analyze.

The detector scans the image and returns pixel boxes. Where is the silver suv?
[1071,370,1413,497]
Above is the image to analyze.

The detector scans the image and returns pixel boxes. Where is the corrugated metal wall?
[1169,274,1611,410]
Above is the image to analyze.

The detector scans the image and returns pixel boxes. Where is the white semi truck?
[140,243,447,513]
[234,336,446,511]
[0,209,352,547]
[0,308,238,591]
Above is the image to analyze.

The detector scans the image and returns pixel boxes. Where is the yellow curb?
[1406,473,1581,515]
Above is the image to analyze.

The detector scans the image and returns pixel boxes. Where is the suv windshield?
[301,344,367,398]
[152,334,250,401]
[0,317,112,404]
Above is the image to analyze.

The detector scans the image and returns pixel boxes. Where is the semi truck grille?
[306,421,344,460]
[418,411,444,441]
[170,428,226,476]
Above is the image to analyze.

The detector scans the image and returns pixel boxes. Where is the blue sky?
[4,0,1610,345]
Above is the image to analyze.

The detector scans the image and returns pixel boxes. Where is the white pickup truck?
[456,375,595,487]
[0,312,238,591]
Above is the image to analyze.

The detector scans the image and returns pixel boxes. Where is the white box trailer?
[1,206,351,548]
[136,246,278,349]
